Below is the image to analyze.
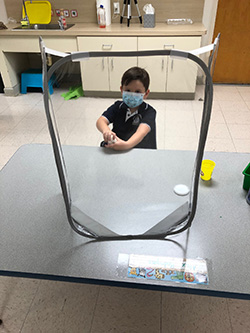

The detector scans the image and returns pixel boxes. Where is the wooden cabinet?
[0,26,205,97]
[77,37,137,92]
[0,36,78,53]
[78,36,201,96]
[137,37,170,93]
[138,36,201,94]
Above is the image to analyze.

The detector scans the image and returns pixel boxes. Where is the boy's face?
[120,80,150,99]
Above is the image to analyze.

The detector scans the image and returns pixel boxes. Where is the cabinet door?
[165,37,201,93]
[138,36,201,94]
[138,37,170,93]
[77,37,109,91]
[108,37,137,92]
[1,36,78,53]
[77,37,137,92]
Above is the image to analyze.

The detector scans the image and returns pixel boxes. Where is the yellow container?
[22,1,51,24]
[200,159,216,181]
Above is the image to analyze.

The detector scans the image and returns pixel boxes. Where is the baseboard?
[83,91,195,100]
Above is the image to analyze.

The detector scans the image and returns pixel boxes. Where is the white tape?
[71,52,90,62]
[44,42,216,60]
[170,49,188,60]
[45,47,69,57]
[190,43,215,56]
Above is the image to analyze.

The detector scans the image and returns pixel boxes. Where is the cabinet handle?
[111,58,114,70]
[102,44,113,50]
[102,57,105,70]
[163,44,174,71]
[161,58,164,70]
[163,44,174,49]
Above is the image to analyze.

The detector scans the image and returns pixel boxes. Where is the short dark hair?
[121,67,150,91]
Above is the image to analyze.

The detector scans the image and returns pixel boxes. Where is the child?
[96,67,157,150]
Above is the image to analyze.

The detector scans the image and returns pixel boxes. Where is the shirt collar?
[120,101,148,111]
[125,109,138,122]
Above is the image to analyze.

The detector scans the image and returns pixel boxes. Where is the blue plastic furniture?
[21,69,55,94]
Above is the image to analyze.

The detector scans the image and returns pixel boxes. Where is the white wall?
[201,0,219,63]
[0,0,8,23]
[202,0,219,46]
[196,0,218,82]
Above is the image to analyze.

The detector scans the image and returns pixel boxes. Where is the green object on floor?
[61,85,84,100]
[242,162,250,191]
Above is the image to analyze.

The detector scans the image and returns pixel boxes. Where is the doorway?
[212,0,250,84]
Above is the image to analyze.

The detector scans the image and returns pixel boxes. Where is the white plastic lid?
[173,184,190,196]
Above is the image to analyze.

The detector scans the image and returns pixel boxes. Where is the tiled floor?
[0,84,250,332]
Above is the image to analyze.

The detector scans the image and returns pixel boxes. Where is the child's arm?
[106,123,150,150]
[96,116,116,143]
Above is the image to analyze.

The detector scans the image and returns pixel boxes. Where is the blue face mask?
[122,91,144,109]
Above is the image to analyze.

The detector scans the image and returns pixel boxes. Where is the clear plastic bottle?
[97,5,106,28]
[59,9,67,30]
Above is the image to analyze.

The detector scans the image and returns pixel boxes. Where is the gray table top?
[0,144,250,299]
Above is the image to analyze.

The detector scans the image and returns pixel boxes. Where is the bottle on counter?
[59,9,67,30]
[97,5,106,28]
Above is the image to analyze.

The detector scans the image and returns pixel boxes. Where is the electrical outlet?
[63,10,69,18]
[113,2,120,14]
[71,9,78,18]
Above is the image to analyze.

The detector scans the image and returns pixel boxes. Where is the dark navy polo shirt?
[102,101,157,149]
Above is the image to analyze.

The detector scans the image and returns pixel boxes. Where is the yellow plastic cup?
[200,159,216,181]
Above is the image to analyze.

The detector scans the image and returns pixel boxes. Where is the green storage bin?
[242,163,250,190]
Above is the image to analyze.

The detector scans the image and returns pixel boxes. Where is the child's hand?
[105,137,131,151]
[103,130,116,144]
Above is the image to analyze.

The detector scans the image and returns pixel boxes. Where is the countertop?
[0,22,207,37]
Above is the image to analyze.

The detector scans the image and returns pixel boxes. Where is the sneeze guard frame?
[39,35,220,240]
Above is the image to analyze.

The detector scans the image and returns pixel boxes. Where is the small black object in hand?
[100,141,108,147]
